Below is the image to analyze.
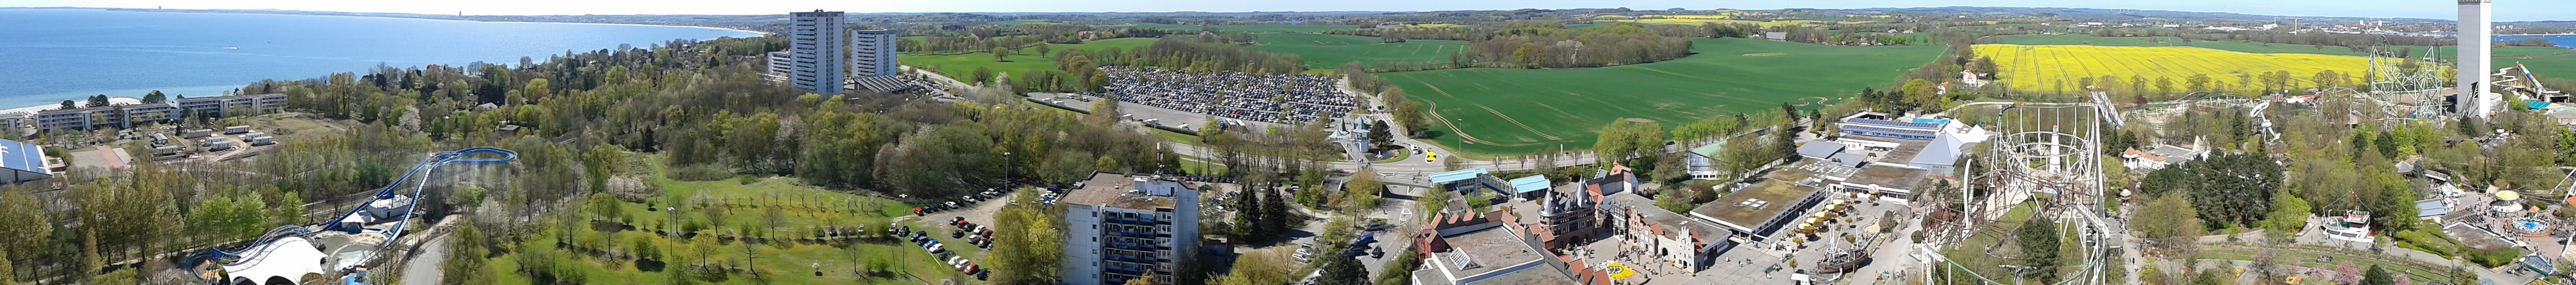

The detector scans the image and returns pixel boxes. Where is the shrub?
[2466,246,2526,267]
[2393,230,2462,258]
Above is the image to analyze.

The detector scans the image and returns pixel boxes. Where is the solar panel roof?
[1843,125,1937,136]
[0,139,47,176]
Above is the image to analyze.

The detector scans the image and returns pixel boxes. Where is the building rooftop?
[1067,172,1182,209]
[1841,165,1931,192]
[1602,192,1729,240]
[1434,226,1553,280]
[1430,168,1490,184]
[1464,266,1582,285]
[1877,139,1930,164]
[1690,142,1728,159]
[1910,133,1971,166]
[1508,176,1551,194]
[1796,142,1847,159]
[1692,180,1820,233]
[2144,145,2201,164]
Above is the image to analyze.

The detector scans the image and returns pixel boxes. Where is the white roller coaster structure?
[1929,104,2119,285]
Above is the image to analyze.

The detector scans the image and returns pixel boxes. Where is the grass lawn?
[1939,202,2036,281]
[1248,33,1470,70]
[1178,158,1230,176]
[1381,38,1945,154]
[1372,150,1411,164]
[2193,247,2457,283]
[1993,34,2576,79]
[900,38,1158,82]
[2497,46,2576,80]
[483,154,954,285]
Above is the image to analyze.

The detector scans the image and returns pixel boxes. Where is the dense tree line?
[2136,152,2284,230]
[1122,35,1308,74]
[1470,22,1693,68]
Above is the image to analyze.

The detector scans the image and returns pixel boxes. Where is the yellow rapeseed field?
[1972,44,2375,95]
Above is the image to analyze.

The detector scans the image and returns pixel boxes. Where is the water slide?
[187,147,516,284]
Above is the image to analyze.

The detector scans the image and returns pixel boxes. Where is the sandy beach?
[0,97,141,115]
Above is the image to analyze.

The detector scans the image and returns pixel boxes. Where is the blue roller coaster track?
[186,147,516,280]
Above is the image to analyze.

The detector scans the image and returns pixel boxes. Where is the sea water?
[0,9,758,108]
[2497,35,2576,50]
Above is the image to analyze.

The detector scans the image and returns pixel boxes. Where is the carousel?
[2489,191,2559,237]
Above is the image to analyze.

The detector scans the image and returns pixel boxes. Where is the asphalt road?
[398,234,452,285]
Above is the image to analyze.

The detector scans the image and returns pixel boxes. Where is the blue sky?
[6,0,2567,22]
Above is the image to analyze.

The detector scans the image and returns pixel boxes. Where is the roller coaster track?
[186,147,516,281]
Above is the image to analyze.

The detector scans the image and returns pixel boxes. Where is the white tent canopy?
[219,237,327,285]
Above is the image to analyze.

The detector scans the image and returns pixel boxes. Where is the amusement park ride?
[186,148,517,285]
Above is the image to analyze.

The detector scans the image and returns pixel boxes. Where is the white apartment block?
[775,10,847,95]
[1061,172,1201,285]
[32,93,285,132]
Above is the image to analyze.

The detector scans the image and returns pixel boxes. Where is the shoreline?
[0,97,142,116]
[534,22,769,36]
[24,8,771,36]
[2501,34,2576,36]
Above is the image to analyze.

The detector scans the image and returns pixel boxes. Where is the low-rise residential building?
[31,93,286,132]
[1061,172,1201,285]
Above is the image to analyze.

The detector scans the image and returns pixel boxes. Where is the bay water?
[0,9,759,108]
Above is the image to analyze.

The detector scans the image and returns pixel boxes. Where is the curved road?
[397,234,452,285]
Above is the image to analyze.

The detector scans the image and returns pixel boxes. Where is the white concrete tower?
[2460,0,2494,117]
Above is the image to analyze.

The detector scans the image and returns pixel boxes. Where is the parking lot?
[1034,92,1293,132]
[895,188,1040,282]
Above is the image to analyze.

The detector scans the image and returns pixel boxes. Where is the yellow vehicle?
[1426,152,1437,162]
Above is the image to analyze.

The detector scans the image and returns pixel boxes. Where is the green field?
[1992,34,2576,83]
[2498,46,2576,80]
[1383,38,1945,154]
[1248,33,1470,70]
[899,38,1158,82]
[1113,23,1360,33]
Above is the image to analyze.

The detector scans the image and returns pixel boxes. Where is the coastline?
[534,22,769,36]
[2501,34,2576,36]
[12,8,770,36]
[0,97,142,115]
